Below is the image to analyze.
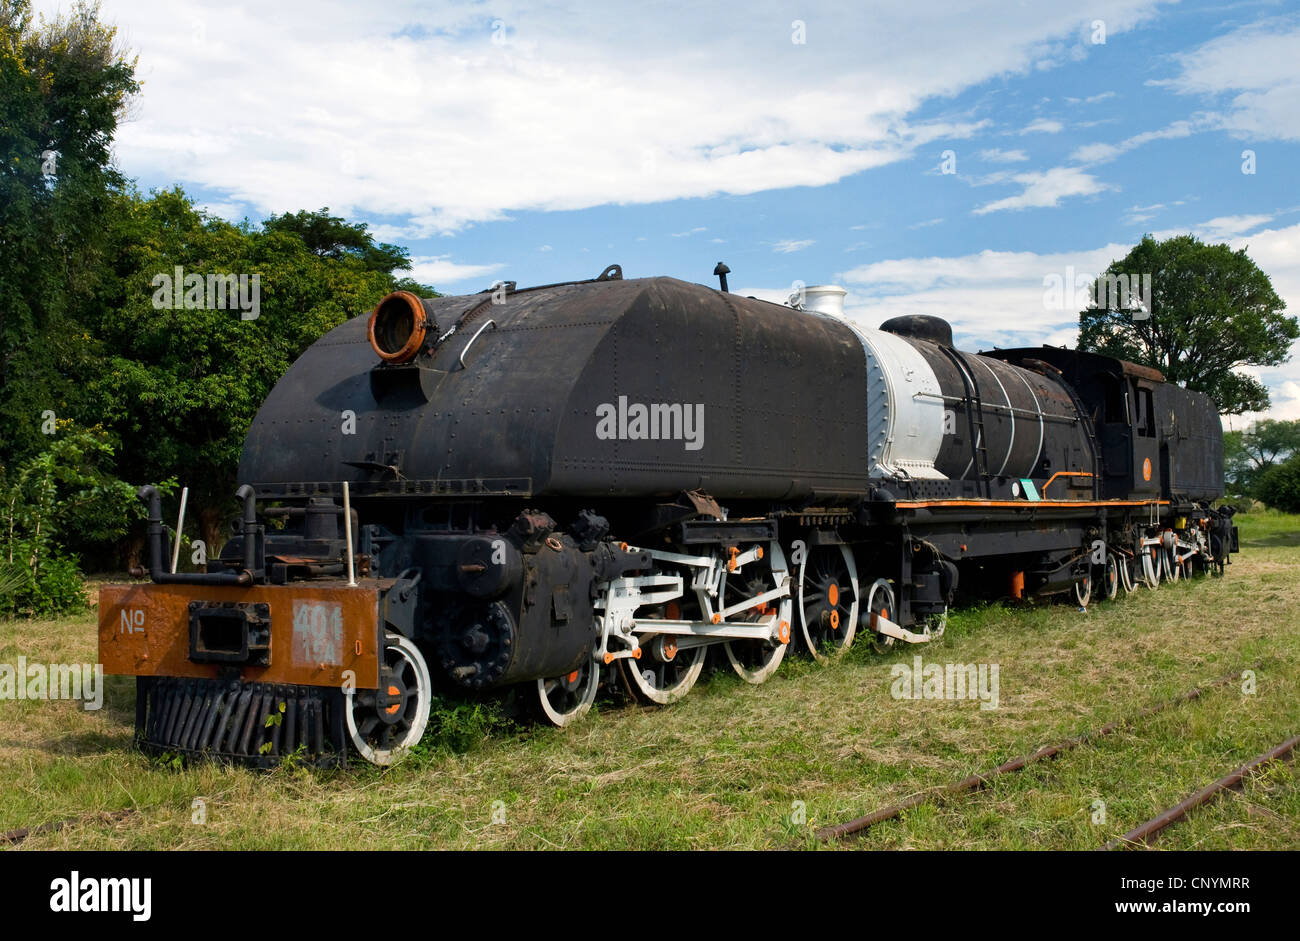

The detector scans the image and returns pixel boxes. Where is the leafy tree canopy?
[83,187,435,549]
[0,0,139,461]
[1077,234,1298,414]
[263,208,412,274]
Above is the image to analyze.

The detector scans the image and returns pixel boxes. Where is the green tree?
[82,188,436,553]
[1223,429,1253,497]
[0,423,143,616]
[1255,454,1300,514]
[263,208,410,272]
[1224,418,1300,500]
[1240,418,1300,470]
[0,0,138,464]
[1077,234,1298,414]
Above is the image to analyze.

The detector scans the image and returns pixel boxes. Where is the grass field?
[3,512,1297,850]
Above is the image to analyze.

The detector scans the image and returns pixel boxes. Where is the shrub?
[1254,454,1300,514]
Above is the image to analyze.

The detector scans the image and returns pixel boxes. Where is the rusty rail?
[2,808,136,847]
[1103,733,1299,850]
[815,661,1262,842]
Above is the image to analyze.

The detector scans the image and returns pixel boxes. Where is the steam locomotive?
[98,265,1238,765]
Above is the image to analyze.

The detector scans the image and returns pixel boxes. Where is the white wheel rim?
[1074,571,1091,607]
[866,578,896,649]
[1119,553,1136,593]
[1142,548,1160,588]
[1105,556,1119,601]
[536,654,599,727]
[345,633,431,766]
[724,539,794,683]
[796,543,860,662]
[624,645,706,704]
[724,638,787,684]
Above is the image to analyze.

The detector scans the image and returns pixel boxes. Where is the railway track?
[1103,734,1299,850]
[2,808,136,848]
[815,660,1268,845]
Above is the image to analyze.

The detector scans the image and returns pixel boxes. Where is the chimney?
[795,284,847,317]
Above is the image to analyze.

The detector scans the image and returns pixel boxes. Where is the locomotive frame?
[97,266,1239,765]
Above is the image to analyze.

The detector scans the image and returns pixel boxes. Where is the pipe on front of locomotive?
[367,290,439,364]
[130,484,256,585]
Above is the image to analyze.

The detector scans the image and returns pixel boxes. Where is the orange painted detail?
[1142,457,1152,482]
[665,601,681,620]
[661,638,678,661]
[755,546,764,560]
[712,613,722,624]
[385,685,401,714]
[632,646,642,660]
[827,583,840,608]
[1042,470,1095,495]
[777,621,791,644]
[367,291,427,364]
[98,580,382,689]
[567,670,580,684]
[1010,571,1025,600]
[603,652,615,665]
[829,610,840,631]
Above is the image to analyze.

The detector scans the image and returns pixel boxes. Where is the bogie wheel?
[1103,555,1119,601]
[1163,547,1181,583]
[345,632,432,766]
[1118,551,1137,594]
[617,641,706,705]
[535,650,600,727]
[865,578,897,655]
[723,540,793,684]
[1142,545,1162,589]
[797,544,860,662]
[1073,568,1092,607]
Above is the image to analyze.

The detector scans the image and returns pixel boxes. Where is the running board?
[865,611,934,644]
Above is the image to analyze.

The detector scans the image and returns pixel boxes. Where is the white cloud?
[821,221,1300,418]
[406,255,505,286]
[54,0,1172,232]
[973,166,1114,214]
[1193,214,1274,241]
[1065,91,1117,104]
[978,148,1029,162]
[1019,118,1064,134]
[196,201,247,220]
[671,227,707,238]
[1069,119,1202,165]
[1157,17,1300,141]
[1121,200,1188,226]
[773,239,816,254]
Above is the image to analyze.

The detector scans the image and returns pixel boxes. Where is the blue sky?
[55,0,1300,421]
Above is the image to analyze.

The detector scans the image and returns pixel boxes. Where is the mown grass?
[2,511,1297,850]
